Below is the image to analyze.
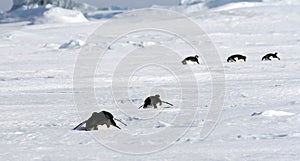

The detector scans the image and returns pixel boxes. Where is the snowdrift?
[1,5,88,24]
[34,6,88,24]
[11,0,97,12]
[180,0,300,11]
[180,0,262,7]
[180,0,300,6]
[1,0,125,24]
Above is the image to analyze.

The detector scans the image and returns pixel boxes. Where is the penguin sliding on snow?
[182,55,200,65]
[73,111,127,131]
[227,54,247,62]
[138,94,173,109]
[262,52,280,61]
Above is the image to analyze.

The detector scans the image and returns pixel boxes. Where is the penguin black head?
[102,111,113,119]
[195,55,199,58]
[109,119,121,129]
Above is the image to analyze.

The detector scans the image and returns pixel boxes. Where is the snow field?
[0,1,300,160]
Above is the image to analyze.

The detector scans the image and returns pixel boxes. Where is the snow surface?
[0,0,300,160]
[178,0,300,13]
[261,110,295,117]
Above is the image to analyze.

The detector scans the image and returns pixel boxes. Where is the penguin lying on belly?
[182,55,199,65]
[262,52,280,61]
[227,54,247,62]
[138,94,173,109]
[73,111,126,131]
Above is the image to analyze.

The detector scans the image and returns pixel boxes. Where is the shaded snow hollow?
[59,39,86,49]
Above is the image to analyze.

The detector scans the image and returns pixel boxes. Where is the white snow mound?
[34,7,88,24]
[127,41,157,48]
[11,0,97,12]
[261,110,295,117]
[155,121,172,128]
[59,39,86,49]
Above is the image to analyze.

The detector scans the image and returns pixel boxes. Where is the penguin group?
[73,52,281,131]
[226,52,280,63]
[74,94,173,131]
[180,52,280,65]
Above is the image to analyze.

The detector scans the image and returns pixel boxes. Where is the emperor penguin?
[138,94,173,109]
[73,111,126,131]
[262,52,280,61]
[182,55,200,65]
[227,54,247,62]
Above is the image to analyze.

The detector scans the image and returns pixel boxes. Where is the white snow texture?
[0,0,300,160]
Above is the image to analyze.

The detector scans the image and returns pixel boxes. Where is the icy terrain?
[11,0,97,12]
[0,0,300,161]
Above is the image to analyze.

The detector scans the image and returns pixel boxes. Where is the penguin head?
[102,111,113,119]
[155,94,160,98]
[109,118,121,129]
[195,55,199,58]
[102,111,121,129]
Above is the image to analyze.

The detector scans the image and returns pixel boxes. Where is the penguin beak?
[111,119,121,129]
[114,125,121,129]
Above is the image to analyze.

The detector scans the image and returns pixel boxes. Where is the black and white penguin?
[138,94,173,109]
[182,55,200,65]
[227,54,247,62]
[73,111,126,131]
[262,52,280,61]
